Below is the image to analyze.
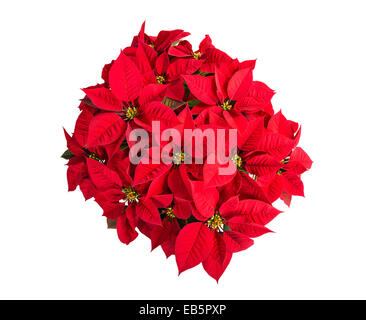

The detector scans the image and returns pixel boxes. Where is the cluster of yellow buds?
[230,154,243,168]
[122,186,140,202]
[156,75,166,84]
[88,153,101,161]
[172,152,185,165]
[193,51,201,60]
[163,207,176,219]
[221,100,233,111]
[207,212,224,231]
[125,106,138,120]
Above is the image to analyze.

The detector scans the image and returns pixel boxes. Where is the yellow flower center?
[156,75,166,84]
[125,106,138,120]
[230,154,242,168]
[148,44,154,49]
[172,152,185,165]
[122,187,139,202]
[193,51,201,60]
[88,153,100,161]
[221,100,233,111]
[207,213,224,231]
[163,207,175,219]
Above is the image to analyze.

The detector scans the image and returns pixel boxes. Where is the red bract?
[62,22,312,282]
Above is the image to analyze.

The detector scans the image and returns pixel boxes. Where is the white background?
[1,0,365,299]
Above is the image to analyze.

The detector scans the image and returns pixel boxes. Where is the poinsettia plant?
[62,22,312,282]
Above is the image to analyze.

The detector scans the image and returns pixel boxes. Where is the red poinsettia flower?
[258,146,313,205]
[175,195,280,281]
[62,22,312,282]
[130,22,190,54]
[87,154,172,243]
[133,106,200,192]
[182,60,254,114]
[168,36,213,61]
[82,51,179,145]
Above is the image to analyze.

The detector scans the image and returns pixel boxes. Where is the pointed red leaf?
[175,222,214,274]
[174,197,192,219]
[137,21,145,41]
[191,181,219,219]
[219,196,239,217]
[239,172,270,203]
[139,102,179,129]
[182,75,218,105]
[167,58,202,81]
[139,84,166,106]
[236,81,275,113]
[239,59,257,70]
[155,52,169,76]
[63,128,84,157]
[262,173,285,203]
[117,206,138,245]
[135,199,161,225]
[136,42,153,75]
[281,190,292,207]
[67,160,84,191]
[154,29,190,53]
[82,87,124,111]
[267,110,295,138]
[161,240,176,258]
[109,51,142,102]
[282,171,304,196]
[227,67,253,101]
[245,154,282,176]
[240,117,264,151]
[202,232,232,282]
[168,40,193,57]
[214,66,228,101]
[223,231,253,253]
[102,203,124,220]
[151,218,180,251]
[134,163,172,185]
[233,199,281,225]
[140,42,157,66]
[203,47,232,67]
[87,158,121,189]
[87,113,126,147]
[79,178,96,200]
[74,109,93,146]
[258,132,295,160]
[199,35,213,52]
[146,170,170,197]
[151,194,173,208]
[228,216,272,238]
[203,162,236,187]
[168,169,191,200]
[287,147,313,174]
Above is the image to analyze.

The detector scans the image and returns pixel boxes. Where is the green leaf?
[183,82,190,100]
[188,99,200,108]
[61,149,75,160]
[171,40,181,47]
[223,224,232,232]
[238,167,249,175]
[162,96,185,111]
[80,97,97,108]
[193,70,215,77]
[120,138,129,150]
